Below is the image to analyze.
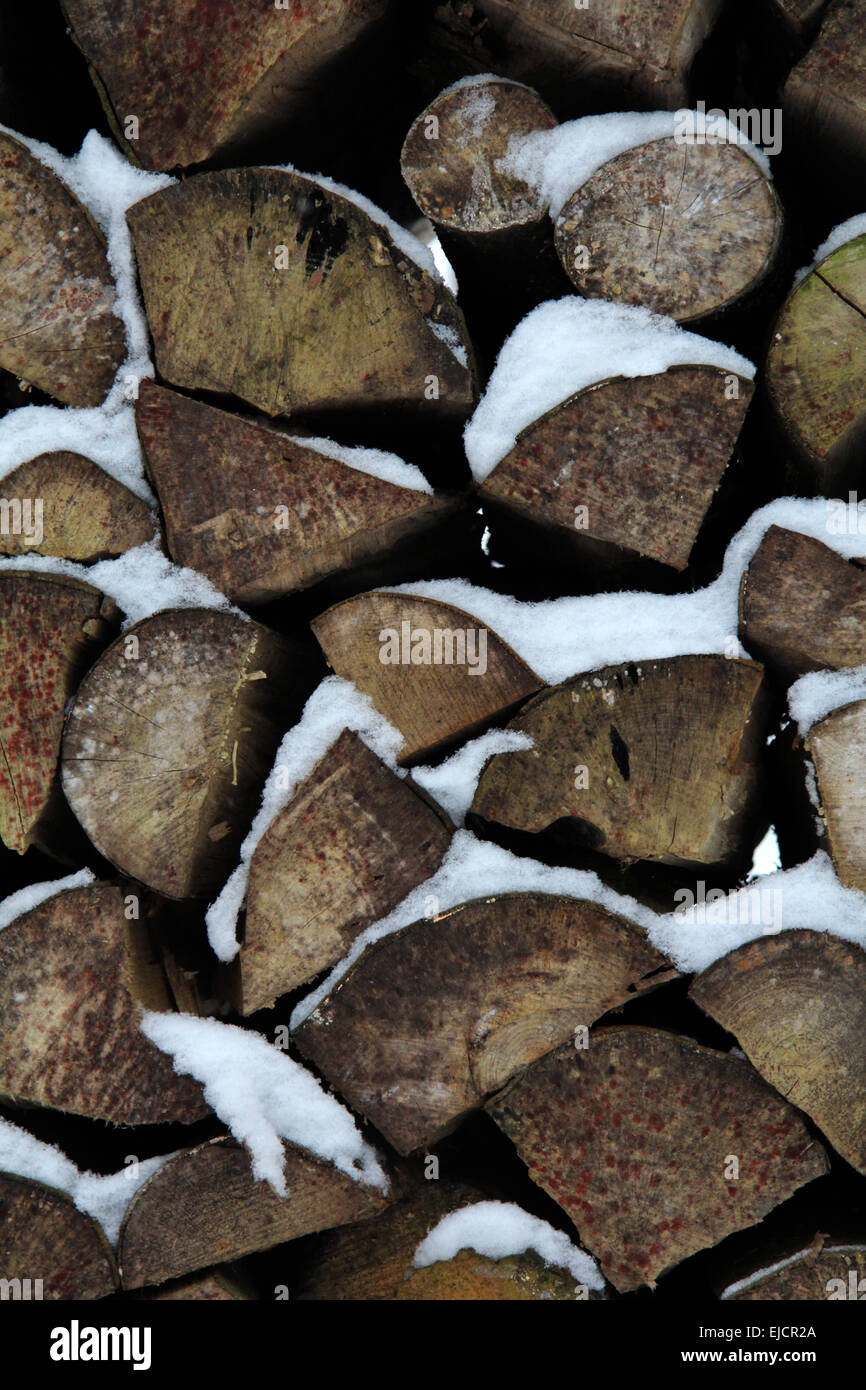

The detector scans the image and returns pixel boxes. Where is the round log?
[488,1026,829,1294]
[554,138,782,323]
[0,452,154,562]
[61,609,305,899]
[295,892,677,1154]
[0,1173,117,1300]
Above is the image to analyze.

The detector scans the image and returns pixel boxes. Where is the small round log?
[0,1173,118,1300]
[0,452,154,562]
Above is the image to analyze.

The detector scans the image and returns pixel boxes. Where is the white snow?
[464,297,754,481]
[720,1246,816,1299]
[409,217,459,294]
[269,162,446,286]
[0,1116,174,1247]
[794,212,866,287]
[747,825,782,880]
[412,729,534,826]
[440,73,533,99]
[500,110,770,222]
[389,496,866,685]
[291,433,433,494]
[139,1012,388,1196]
[425,319,469,369]
[0,124,176,502]
[789,665,866,736]
[205,677,406,962]
[0,540,240,627]
[413,1200,604,1290]
[0,869,95,933]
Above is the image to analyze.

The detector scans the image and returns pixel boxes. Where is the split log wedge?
[294,892,677,1154]
[135,381,456,605]
[127,168,476,421]
[470,656,768,872]
[783,2,866,176]
[488,1026,829,1293]
[0,452,154,561]
[739,526,866,679]
[311,591,542,764]
[766,234,866,491]
[237,729,453,1014]
[0,1173,117,1300]
[62,0,387,171]
[807,700,866,894]
[0,571,117,856]
[117,1136,389,1289]
[0,882,208,1126]
[0,130,125,404]
[479,365,753,572]
[61,609,304,899]
[554,139,782,323]
[691,931,866,1174]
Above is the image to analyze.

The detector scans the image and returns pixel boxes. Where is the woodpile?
[2,0,866,1319]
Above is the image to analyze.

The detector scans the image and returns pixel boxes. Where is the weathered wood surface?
[61,609,303,899]
[0,571,116,855]
[401,77,557,237]
[145,1268,252,1300]
[0,1173,118,1300]
[0,882,208,1126]
[488,1026,828,1293]
[554,138,782,323]
[783,1,866,171]
[136,381,455,605]
[62,0,387,170]
[0,453,154,561]
[739,525,866,678]
[127,168,476,421]
[691,931,866,1175]
[295,892,677,1154]
[0,130,124,405]
[806,700,866,894]
[470,656,768,871]
[118,1136,389,1289]
[766,234,866,491]
[237,729,452,1014]
[396,1247,594,1299]
[475,0,725,108]
[721,1236,866,1300]
[480,366,753,571]
[311,591,542,764]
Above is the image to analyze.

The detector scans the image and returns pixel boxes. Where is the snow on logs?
[126,167,476,422]
[469,656,769,873]
[294,893,677,1154]
[60,610,308,899]
[487,1027,828,1293]
[0,130,125,405]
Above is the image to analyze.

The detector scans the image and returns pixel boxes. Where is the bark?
[61,609,307,899]
[311,591,543,764]
[135,381,457,605]
[765,233,866,491]
[480,365,753,572]
[0,452,154,561]
[554,139,782,324]
[0,1173,117,1300]
[691,931,866,1175]
[0,571,117,856]
[0,130,125,405]
[470,656,769,873]
[295,892,677,1154]
[0,882,208,1126]
[806,700,866,894]
[126,167,476,422]
[61,0,387,171]
[739,525,866,679]
[236,729,453,1014]
[488,1026,828,1293]
[118,1136,389,1289]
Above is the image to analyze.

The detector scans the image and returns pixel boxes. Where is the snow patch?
[139,1012,388,1196]
[412,729,534,826]
[293,434,433,494]
[789,665,866,736]
[413,1200,604,1290]
[794,213,866,287]
[0,869,95,933]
